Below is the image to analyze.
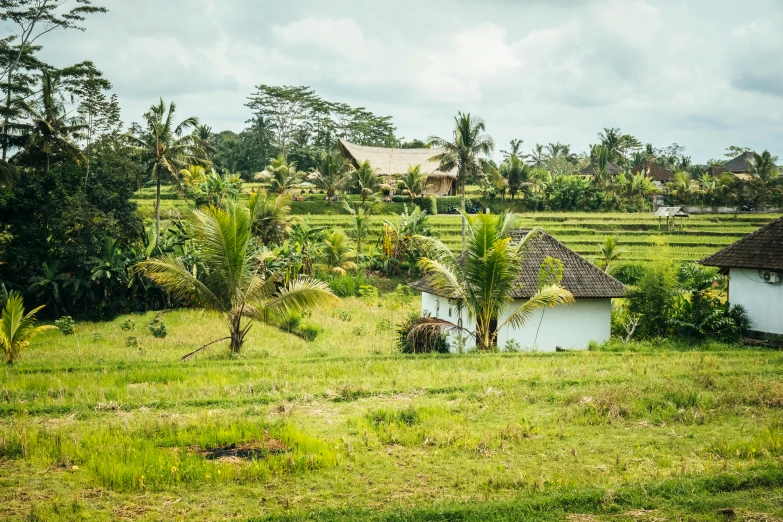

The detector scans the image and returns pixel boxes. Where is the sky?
[20,0,783,163]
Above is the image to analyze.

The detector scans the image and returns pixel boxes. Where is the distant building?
[411,229,626,352]
[701,216,783,342]
[337,139,457,196]
[631,160,674,187]
[578,161,621,177]
[719,151,777,181]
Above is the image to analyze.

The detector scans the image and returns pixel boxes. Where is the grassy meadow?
[2,288,783,521]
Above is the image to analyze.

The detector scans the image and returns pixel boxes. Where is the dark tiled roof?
[706,165,727,177]
[700,216,783,271]
[631,161,674,182]
[410,229,626,299]
[578,161,621,176]
[723,152,756,173]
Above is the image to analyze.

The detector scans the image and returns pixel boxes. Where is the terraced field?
[131,187,779,265]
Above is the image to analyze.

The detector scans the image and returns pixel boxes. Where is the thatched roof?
[701,216,783,271]
[631,161,674,183]
[337,139,457,179]
[410,229,626,299]
[578,161,622,176]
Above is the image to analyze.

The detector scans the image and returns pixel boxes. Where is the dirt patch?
[188,437,287,461]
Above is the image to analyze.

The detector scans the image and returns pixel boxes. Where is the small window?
[448,306,452,317]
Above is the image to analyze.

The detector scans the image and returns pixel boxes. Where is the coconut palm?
[429,112,494,250]
[747,150,780,186]
[343,201,374,256]
[194,124,216,158]
[26,70,86,173]
[290,220,324,275]
[178,165,208,205]
[501,138,524,160]
[318,229,357,275]
[137,201,336,357]
[248,191,293,245]
[266,154,298,195]
[598,127,623,162]
[500,151,530,200]
[0,160,17,188]
[125,99,205,246]
[0,292,55,365]
[313,150,352,202]
[413,212,574,351]
[527,143,546,168]
[396,165,429,202]
[597,236,625,274]
[353,160,379,204]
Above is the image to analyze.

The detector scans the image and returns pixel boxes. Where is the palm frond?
[499,285,575,331]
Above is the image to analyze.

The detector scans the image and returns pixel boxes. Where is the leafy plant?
[54,315,76,335]
[396,312,450,354]
[0,292,55,365]
[147,317,167,339]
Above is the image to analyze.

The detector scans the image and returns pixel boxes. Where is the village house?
[411,229,626,352]
[631,160,674,187]
[337,139,457,196]
[701,216,783,342]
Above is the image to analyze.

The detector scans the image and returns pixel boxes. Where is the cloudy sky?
[28,0,783,163]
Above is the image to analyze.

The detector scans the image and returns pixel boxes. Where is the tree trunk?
[1,76,10,162]
[155,175,161,246]
[460,175,466,253]
[229,313,244,354]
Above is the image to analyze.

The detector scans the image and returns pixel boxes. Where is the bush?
[54,316,76,335]
[147,317,167,338]
[294,323,319,342]
[613,263,647,286]
[396,312,451,354]
[626,260,676,339]
[418,195,438,216]
[435,196,461,214]
[326,273,369,297]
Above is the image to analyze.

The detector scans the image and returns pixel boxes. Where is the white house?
[410,229,627,352]
[701,216,783,342]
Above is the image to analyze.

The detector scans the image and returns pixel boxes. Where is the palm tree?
[194,124,216,158]
[28,261,69,316]
[429,112,494,250]
[125,99,204,246]
[0,160,18,188]
[591,144,612,187]
[27,70,86,173]
[500,150,530,200]
[343,201,373,256]
[501,138,524,160]
[178,165,207,205]
[137,201,336,357]
[248,191,293,245]
[353,160,379,205]
[597,236,625,274]
[313,150,352,202]
[412,212,574,351]
[319,229,357,275]
[0,292,55,365]
[527,144,546,168]
[290,220,324,275]
[266,154,298,195]
[747,150,780,186]
[396,165,429,202]
[598,127,623,162]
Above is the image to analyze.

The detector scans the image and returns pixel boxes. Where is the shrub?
[626,259,676,339]
[294,323,319,342]
[419,195,438,216]
[147,317,167,339]
[396,312,450,354]
[54,316,76,335]
[326,273,368,297]
[358,284,378,301]
[613,263,647,286]
[435,196,461,214]
[120,319,135,331]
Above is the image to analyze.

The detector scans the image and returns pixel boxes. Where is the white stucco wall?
[729,268,783,335]
[421,292,612,352]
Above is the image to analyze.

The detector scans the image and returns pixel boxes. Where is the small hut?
[337,139,457,196]
[654,206,689,230]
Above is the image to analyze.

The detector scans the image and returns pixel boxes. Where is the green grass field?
[132,187,780,265]
[2,290,783,521]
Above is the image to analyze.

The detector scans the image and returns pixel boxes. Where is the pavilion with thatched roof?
[337,139,457,196]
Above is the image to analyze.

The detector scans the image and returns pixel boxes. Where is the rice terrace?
[1,1,783,521]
